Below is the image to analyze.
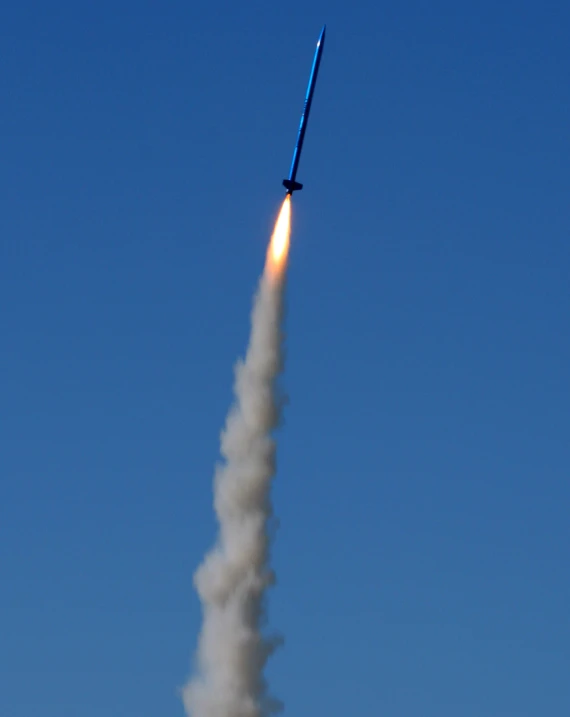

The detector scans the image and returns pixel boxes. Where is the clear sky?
[1,1,569,715]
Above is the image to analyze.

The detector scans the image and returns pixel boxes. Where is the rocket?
[282,25,326,195]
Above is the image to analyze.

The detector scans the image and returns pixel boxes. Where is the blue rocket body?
[282,25,326,195]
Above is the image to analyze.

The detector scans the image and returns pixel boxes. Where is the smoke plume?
[183,198,291,717]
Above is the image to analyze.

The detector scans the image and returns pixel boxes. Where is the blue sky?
[1,1,569,715]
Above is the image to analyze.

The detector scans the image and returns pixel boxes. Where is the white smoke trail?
[183,204,290,717]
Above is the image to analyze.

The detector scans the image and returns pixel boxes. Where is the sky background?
[1,1,569,715]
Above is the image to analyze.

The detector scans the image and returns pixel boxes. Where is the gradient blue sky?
[2,1,569,715]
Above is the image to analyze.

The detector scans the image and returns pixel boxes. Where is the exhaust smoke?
[183,197,292,717]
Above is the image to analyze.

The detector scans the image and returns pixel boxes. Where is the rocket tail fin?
[283,179,303,193]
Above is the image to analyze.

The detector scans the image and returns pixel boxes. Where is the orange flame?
[266,195,292,277]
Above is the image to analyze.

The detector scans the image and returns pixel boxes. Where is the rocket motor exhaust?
[183,197,292,717]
